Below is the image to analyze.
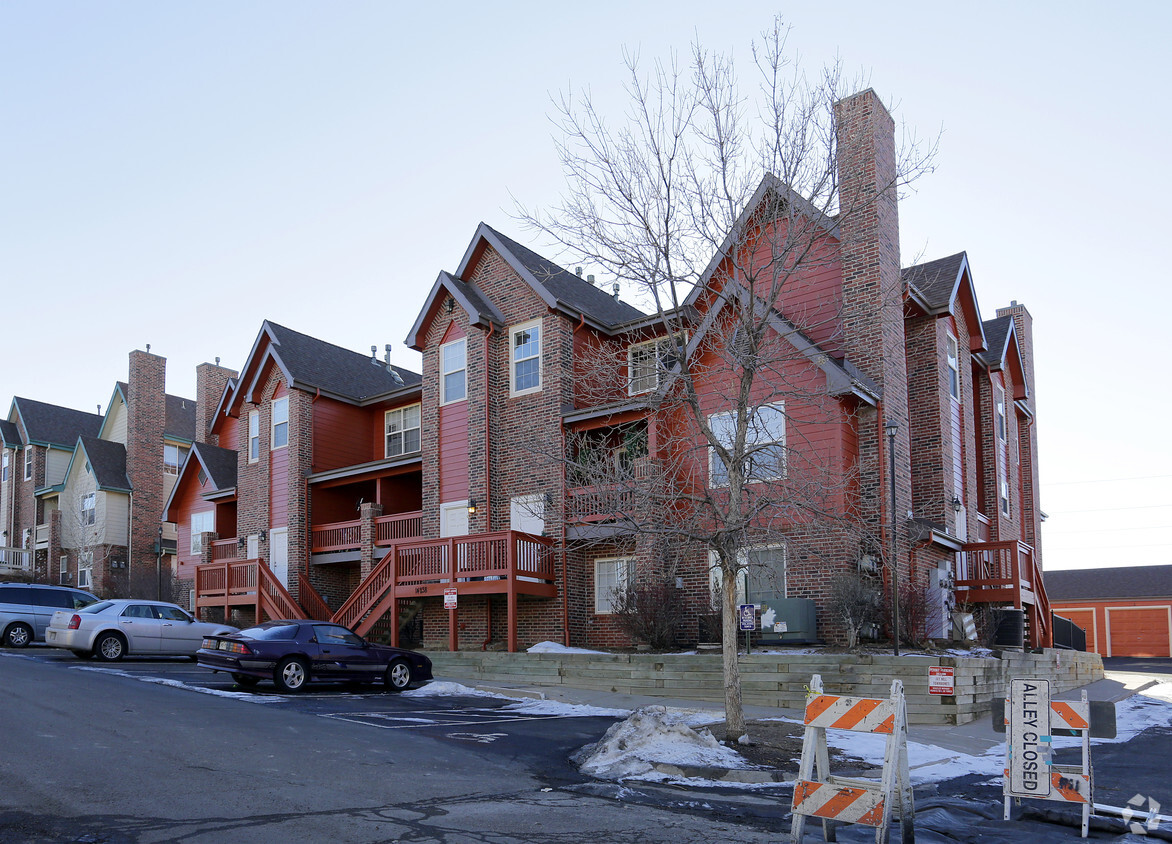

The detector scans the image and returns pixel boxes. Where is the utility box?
[757,597,817,644]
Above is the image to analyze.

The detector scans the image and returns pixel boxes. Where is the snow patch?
[526,641,608,654]
[505,698,630,718]
[402,681,506,699]
[574,705,750,781]
[71,666,282,703]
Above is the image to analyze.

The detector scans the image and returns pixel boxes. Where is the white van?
[0,583,98,647]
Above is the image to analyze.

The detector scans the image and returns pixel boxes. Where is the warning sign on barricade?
[790,674,914,843]
[998,684,1111,838]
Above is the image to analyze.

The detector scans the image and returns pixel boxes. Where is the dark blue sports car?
[197,619,433,693]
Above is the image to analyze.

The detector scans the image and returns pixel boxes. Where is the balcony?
[310,511,423,555]
[955,539,1051,648]
[334,530,556,652]
[194,557,303,623]
[0,547,31,576]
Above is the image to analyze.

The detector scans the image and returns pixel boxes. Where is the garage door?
[1060,609,1098,653]
[1107,607,1171,657]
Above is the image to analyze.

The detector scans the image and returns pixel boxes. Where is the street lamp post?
[885,420,900,657]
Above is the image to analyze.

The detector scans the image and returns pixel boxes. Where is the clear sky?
[2,1,1168,571]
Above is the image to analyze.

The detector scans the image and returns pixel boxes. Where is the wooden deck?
[955,539,1051,648]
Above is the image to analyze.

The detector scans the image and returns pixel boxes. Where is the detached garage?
[1047,565,1172,658]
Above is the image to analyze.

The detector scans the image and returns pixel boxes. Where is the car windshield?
[78,601,115,614]
[239,622,300,640]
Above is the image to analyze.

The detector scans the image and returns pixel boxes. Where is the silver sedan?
[47,599,237,661]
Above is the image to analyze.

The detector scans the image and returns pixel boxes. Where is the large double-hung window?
[271,397,289,449]
[510,320,541,395]
[190,510,215,554]
[708,403,787,487]
[441,339,467,404]
[385,404,421,457]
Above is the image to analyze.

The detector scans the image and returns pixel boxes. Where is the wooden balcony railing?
[211,538,241,562]
[194,557,305,623]
[0,547,31,575]
[566,485,638,523]
[375,511,422,544]
[332,530,556,650]
[955,539,1051,648]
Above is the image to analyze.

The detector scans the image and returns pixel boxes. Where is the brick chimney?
[834,89,911,565]
[195,360,237,445]
[996,302,1041,552]
[126,349,166,590]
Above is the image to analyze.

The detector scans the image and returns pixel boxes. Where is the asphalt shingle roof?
[1047,565,1172,602]
[13,398,103,449]
[165,394,196,441]
[980,317,1013,367]
[903,252,967,311]
[192,442,237,490]
[266,322,422,401]
[486,226,648,327]
[0,419,21,449]
[78,436,130,491]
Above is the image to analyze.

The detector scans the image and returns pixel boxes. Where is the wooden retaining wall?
[425,649,1104,725]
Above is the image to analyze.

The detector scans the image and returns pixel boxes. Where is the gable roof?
[163,442,238,520]
[74,436,131,492]
[107,382,198,442]
[0,419,21,450]
[234,321,422,409]
[979,316,1028,401]
[903,252,988,353]
[407,224,649,349]
[1047,565,1172,602]
[10,397,103,449]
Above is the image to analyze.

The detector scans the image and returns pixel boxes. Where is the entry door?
[440,503,469,578]
[269,528,288,587]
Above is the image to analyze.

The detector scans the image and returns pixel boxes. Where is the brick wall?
[194,361,237,446]
[126,350,166,589]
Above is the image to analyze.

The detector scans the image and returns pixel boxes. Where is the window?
[385,404,422,457]
[708,403,787,486]
[746,546,787,601]
[441,339,467,404]
[995,385,1007,443]
[1,451,8,482]
[946,334,960,401]
[628,335,681,395]
[248,411,259,462]
[190,510,215,554]
[24,446,32,480]
[594,557,633,614]
[81,492,96,526]
[198,468,208,486]
[78,551,93,589]
[510,320,542,395]
[59,555,69,581]
[164,444,180,476]
[271,397,289,449]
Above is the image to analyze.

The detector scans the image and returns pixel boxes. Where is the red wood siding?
[170,469,218,580]
[313,398,372,471]
[270,437,289,528]
[439,401,469,501]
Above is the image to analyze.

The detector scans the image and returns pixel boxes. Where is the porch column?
[359,502,383,580]
[448,537,458,651]
[507,534,518,652]
[48,510,62,584]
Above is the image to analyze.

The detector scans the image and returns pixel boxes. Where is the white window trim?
[995,385,1007,443]
[594,556,634,615]
[2,451,8,482]
[707,402,787,487]
[81,492,96,526]
[248,411,260,464]
[946,332,960,402]
[163,443,180,476]
[24,446,33,480]
[509,319,542,397]
[190,510,215,555]
[440,338,468,406]
[271,397,289,450]
[384,403,422,458]
[627,334,683,396]
[78,550,93,589]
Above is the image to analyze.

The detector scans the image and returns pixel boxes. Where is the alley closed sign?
[444,588,457,609]
[1008,678,1052,798]
[929,666,955,696]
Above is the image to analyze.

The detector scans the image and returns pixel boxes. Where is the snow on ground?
[573,705,750,781]
[526,641,608,654]
[405,680,630,717]
[71,666,283,703]
[403,680,506,699]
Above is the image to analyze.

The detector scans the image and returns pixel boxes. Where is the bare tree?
[519,20,935,740]
[61,489,106,596]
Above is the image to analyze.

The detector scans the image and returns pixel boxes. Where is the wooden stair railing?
[331,547,397,632]
[256,559,306,622]
[298,578,333,621]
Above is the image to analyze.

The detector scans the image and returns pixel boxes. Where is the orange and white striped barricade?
[1002,686,1096,838]
[790,674,914,844]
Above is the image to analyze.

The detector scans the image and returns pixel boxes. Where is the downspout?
[562,314,586,646]
[481,325,495,651]
[306,388,320,596]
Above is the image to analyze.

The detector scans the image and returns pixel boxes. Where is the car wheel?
[94,632,126,662]
[274,657,309,693]
[231,673,260,688]
[3,622,33,648]
[385,659,412,692]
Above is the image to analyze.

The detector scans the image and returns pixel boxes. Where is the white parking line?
[321,708,561,730]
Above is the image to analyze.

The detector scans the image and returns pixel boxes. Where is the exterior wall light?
[467,499,477,515]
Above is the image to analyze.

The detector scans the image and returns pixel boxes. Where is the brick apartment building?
[177,88,1048,652]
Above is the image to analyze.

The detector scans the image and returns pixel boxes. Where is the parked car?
[47,599,238,660]
[0,583,98,648]
[197,619,433,693]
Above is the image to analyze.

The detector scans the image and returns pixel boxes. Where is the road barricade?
[790,674,914,843]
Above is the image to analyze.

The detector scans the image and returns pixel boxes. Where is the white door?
[269,528,288,586]
[440,502,469,538]
[247,534,259,560]
[510,494,545,536]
